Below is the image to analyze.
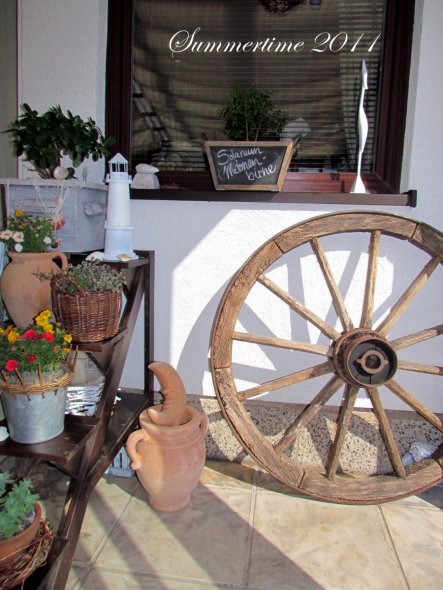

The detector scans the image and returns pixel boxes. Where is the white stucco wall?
[17,0,108,182]
[17,0,443,412]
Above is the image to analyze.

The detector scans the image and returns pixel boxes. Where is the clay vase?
[0,251,68,328]
[126,406,209,512]
[0,502,42,568]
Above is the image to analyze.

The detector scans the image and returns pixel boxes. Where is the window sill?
[130,172,416,206]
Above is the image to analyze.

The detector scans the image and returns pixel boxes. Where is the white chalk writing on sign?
[214,147,278,183]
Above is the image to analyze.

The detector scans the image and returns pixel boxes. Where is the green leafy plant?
[4,103,114,179]
[0,209,57,253]
[219,84,289,141]
[0,310,72,376]
[0,471,39,539]
[45,260,125,294]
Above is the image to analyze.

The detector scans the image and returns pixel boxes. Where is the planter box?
[0,178,107,252]
[204,140,294,191]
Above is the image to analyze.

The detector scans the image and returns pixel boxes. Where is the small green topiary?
[0,472,40,539]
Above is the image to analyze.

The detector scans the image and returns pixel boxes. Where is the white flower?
[0,230,12,240]
[43,236,52,245]
[14,243,23,252]
[12,231,24,243]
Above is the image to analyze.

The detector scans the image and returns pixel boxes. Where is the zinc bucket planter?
[0,369,72,444]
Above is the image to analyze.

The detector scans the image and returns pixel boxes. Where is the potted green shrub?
[218,84,289,141]
[4,103,114,179]
[47,260,126,343]
[204,85,293,191]
[0,471,42,568]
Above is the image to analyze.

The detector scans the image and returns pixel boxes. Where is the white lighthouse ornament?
[103,153,137,261]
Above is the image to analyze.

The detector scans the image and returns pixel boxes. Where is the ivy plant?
[218,84,289,141]
[4,103,114,179]
[0,471,39,539]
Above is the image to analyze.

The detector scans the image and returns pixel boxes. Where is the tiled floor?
[56,460,443,590]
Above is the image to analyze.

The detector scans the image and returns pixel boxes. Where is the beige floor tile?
[80,567,242,589]
[381,504,443,590]
[388,484,443,510]
[199,459,255,489]
[66,564,91,590]
[73,475,139,563]
[248,493,407,590]
[95,484,253,586]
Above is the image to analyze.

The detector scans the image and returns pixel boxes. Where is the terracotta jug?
[0,251,68,327]
[126,406,208,512]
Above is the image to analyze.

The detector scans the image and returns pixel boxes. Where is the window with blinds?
[132,0,385,174]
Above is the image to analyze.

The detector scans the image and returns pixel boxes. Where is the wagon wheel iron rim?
[210,211,443,504]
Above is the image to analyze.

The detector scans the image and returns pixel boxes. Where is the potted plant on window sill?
[4,103,114,180]
[0,471,52,587]
[204,84,294,191]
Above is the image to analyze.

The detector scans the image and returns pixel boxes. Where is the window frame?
[105,0,415,200]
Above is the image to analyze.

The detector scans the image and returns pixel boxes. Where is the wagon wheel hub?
[333,329,397,387]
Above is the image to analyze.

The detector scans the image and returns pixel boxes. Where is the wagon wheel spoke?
[237,360,333,401]
[360,230,380,328]
[274,375,344,455]
[326,385,359,479]
[391,323,443,350]
[397,360,443,376]
[233,331,331,356]
[366,387,406,477]
[310,237,354,331]
[385,379,442,431]
[258,273,341,340]
[376,255,441,336]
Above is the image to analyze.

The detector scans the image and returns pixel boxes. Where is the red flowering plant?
[0,310,72,383]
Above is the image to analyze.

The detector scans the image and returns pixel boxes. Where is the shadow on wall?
[131,203,442,418]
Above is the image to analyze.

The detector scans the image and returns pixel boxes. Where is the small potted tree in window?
[218,84,289,142]
[204,84,293,191]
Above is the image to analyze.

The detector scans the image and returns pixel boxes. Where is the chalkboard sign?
[204,140,294,191]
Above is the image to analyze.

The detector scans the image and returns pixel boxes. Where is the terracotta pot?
[0,251,68,328]
[0,502,42,568]
[126,406,208,512]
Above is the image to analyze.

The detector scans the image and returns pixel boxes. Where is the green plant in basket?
[40,261,126,343]
[0,472,39,539]
[49,260,125,293]
[0,310,72,377]
[0,209,58,253]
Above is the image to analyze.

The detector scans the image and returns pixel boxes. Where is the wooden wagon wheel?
[211,211,443,503]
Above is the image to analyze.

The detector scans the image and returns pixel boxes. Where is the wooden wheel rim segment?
[210,211,443,504]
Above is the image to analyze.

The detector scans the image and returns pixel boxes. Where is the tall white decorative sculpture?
[350,61,369,194]
[103,153,137,261]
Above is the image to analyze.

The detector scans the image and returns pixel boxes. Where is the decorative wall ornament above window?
[259,0,305,14]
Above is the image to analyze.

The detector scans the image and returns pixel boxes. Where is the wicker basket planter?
[52,288,122,343]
